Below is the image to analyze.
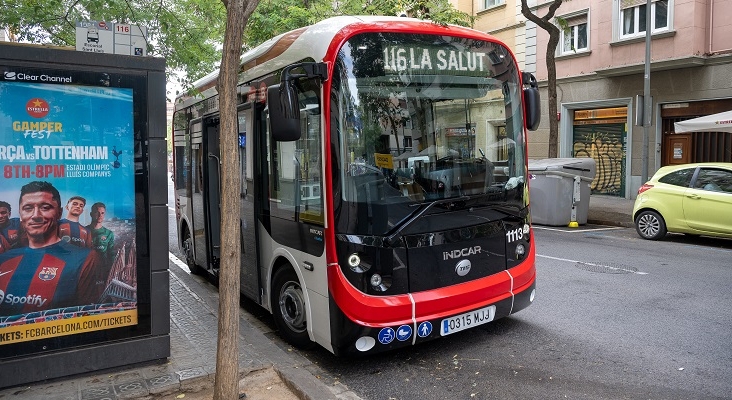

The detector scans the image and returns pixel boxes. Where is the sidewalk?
[586,194,636,228]
[0,259,359,400]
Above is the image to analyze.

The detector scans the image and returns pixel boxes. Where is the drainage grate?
[574,262,637,274]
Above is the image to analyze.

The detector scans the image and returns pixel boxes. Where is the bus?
[172,15,541,355]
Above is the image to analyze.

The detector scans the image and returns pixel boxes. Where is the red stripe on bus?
[240,27,308,74]
[411,271,514,321]
[328,265,414,327]
[328,256,536,327]
[509,235,537,290]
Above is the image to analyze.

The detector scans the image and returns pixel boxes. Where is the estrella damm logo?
[26,98,50,118]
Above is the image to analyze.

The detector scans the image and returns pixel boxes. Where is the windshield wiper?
[385,196,470,247]
[385,195,527,246]
[489,204,526,218]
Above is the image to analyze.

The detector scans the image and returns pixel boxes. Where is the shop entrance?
[572,107,627,197]
[661,99,732,165]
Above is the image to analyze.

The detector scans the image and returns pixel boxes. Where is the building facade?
[466,0,732,198]
[466,0,528,68]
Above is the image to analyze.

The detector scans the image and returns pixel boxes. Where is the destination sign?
[383,45,492,76]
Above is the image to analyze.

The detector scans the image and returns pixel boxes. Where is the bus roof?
[175,15,500,107]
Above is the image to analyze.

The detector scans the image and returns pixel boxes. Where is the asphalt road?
[167,180,732,400]
[300,226,732,400]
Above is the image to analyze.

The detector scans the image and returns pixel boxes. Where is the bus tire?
[183,228,205,275]
[272,267,314,349]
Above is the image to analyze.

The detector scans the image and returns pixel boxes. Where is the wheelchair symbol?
[378,327,395,344]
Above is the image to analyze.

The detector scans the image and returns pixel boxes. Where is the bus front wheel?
[272,267,314,349]
[183,229,205,275]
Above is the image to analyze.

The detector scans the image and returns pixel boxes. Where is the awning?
[674,110,732,133]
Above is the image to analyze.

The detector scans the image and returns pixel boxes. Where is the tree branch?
[521,0,561,36]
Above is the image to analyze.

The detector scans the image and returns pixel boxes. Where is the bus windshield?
[332,32,528,235]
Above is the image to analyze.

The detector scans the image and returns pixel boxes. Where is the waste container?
[528,158,596,226]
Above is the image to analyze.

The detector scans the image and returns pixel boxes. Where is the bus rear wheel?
[272,267,314,349]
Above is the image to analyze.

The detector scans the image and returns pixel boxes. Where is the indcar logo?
[26,98,50,118]
[443,246,482,260]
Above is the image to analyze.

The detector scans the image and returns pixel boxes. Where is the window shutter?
[564,14,587,26]
[621,0,657,10]
[621,0,643,9]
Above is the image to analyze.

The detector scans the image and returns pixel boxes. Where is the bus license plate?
[440,305,496,336]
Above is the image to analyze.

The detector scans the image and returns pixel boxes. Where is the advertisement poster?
[0,80,137,346]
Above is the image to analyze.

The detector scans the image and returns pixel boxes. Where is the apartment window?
[483,0,504,9]
[560,14,588,54]
[619,0,669,38]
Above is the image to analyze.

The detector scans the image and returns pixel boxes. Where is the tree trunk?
[521,0,563,158]
[545,33,560,158]
[214,0,260,399]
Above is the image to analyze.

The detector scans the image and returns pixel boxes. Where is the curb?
[156,365,348,400]
[587,218,634,228]
[276,365,339,400]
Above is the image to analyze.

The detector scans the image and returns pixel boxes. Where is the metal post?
[642,0,652,183]
[568,175,581,228]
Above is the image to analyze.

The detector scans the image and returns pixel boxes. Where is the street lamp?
[642,0,652,184]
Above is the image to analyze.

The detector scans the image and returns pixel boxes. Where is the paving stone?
[109,372,144,385]
[6,386,78,400]
[175,367,208,382]
[80,385,116,400]
[0,261,362,400]
[113,380,148,399]
[145,373,180,395]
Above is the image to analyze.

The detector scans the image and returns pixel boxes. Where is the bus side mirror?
[268,62,329,142]
[522,72,541,131]
[268,83,301,142]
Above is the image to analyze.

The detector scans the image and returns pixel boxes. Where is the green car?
[633,163,732,240]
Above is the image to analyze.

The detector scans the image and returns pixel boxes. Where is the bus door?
[257,79,326,301]
[191,116,222,273]
[238,106,262,301]
[190,118,207,269]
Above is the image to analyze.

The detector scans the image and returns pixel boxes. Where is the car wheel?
[271,267,314,349]
[183,229,206,275]
[635,210,667,240]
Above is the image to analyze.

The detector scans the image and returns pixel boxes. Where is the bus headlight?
[348,253,360,267]
[348,253,370,273]
[515,243,526,259]
[370,273,391,292]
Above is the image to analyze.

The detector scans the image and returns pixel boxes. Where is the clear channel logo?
[3,71,72,83]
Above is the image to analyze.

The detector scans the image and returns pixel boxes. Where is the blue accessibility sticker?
[396,325,412,341]
[378,327,395,344]
[417,321,432,338]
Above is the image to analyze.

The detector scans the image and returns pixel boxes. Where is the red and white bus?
[173,15,540,355]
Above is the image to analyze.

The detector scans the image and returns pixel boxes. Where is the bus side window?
[238,108,252,197]
[266,81,324,225]
[172,110,190,196]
